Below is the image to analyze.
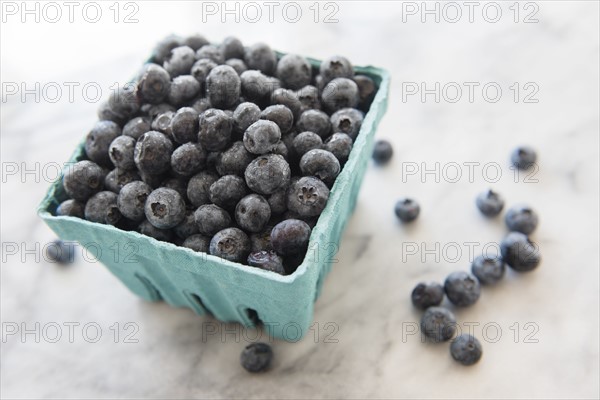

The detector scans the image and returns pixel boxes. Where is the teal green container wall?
[38,60,390,341]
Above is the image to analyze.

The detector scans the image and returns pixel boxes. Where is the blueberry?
[151,111,174,136]
[142,103,176,120]
[411,282,445,310]
[372,140,393,165]
[168,75,201,106]
[471,255,505,285]
[173,209,200,239]
[271,219,311,256]
[215,141,254,177]
[286,176,330,217]
[191,97,212,114]
[271,88,303,119]
[235,194,271,233]
[117,181,152,222]
[444,271,481,307]
[62,160,105,201]
[225,58,248,75]
[300,149,341,186]
[107,84,140,121]
[122,116,151,140]
[144,188,186,229]
[160,177,188,201]
[104,168,140,193]
[170,107,199,144]
[56,199,85,218]
[293,131,323,157]
[322,78,360,113]
[272,140,289,160]
[505,204,539,235]
[260,105,294,134]
[182,234,210,253]
[220,36,245,60]
[247,251,285,274]
[394,198,420,223]
[85,120,121,167]
[500,232,541,272]
[233,102,261,134]
[209,227,251,263]
[191,58,217,84]
[450,334,482,366]
[353,74,376,109]
[134,131,173,175]
[319,55,354,85]
[324,133,353,163]
[195,44,225,64]
[420,306,457,343]
[45,240,76,264]
[243,120,281,155]
[209,175,248,209]
[187,170,219,207]
[244,43,277,75]
[138,219,173,242]
[97,101,126,125]
[139,170,167,189]
[240,342,273,373]
[198,108,233,152]
[206,65,241,109]
[250,227,274,253]
[511,146,537,170]
[267,188,288,215]
[331,108,363,139]
[150,34,183,64]
[240,70,280,105]
[297,110,331,138]
[295,85,321,113]
[137,64,171,104]
[183,34,209,51]
[85,191,121,225]
[108,136,136,170]
[276,54,312,90]
[244,154,291,195]
[476,189,504,217]
[163,45,196,77]
[194,204,232,236]
[171,143,206,176]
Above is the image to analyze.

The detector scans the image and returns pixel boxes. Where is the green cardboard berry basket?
[38,55,390,341]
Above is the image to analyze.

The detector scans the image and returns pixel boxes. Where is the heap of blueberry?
[55,34,378,275]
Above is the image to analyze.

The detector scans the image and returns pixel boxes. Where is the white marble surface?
[1,1,599,398]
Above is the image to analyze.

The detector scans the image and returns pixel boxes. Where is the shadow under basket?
[38,58,390,341]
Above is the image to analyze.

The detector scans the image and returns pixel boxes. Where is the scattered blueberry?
[372,140,393,165]
[450,334,482,366]
[420,306,457,343]
[500,232,541,272]
[394,198,420,223]
[45,240,76,264]
[240,342,273,373]
[411,282,445,310]
[444,271,481,307]
[511,146,537,170]
[471,255,505,285]
[505,205,539,235]
[476,189,504,217]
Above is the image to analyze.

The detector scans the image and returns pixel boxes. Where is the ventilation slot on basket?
[134,273,162,302]
[189,293,213,316]
[246,308,263,327]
